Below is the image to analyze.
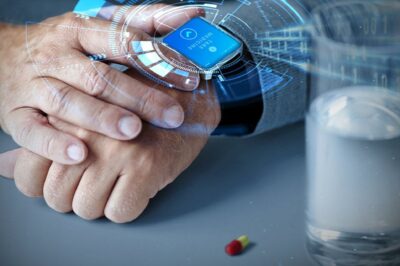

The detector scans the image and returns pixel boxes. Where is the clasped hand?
[0,5,221,222]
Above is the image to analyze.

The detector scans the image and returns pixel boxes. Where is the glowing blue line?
[230,2,244,17]
[216,78,229,98]
[203,3,218,8]
[280,0,304,23]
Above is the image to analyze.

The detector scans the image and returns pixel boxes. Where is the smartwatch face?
[163,17,242,71]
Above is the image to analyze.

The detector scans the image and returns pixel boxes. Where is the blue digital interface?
[163,17,242,70]
[73,0,107,17]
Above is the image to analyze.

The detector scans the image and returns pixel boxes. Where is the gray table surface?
[0,0,313,265]
[0,123,312,266]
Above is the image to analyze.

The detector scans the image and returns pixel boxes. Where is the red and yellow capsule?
[225,235,250,256]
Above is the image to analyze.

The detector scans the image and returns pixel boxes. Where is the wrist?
[169,80,222,134]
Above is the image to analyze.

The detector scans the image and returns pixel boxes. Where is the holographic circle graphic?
[105,0,310,102]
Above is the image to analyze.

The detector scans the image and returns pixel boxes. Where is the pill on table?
[225,235,250,256]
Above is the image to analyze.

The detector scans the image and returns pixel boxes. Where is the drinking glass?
[306,1,400,265]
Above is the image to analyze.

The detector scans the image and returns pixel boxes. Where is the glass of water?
[306,1,400,264]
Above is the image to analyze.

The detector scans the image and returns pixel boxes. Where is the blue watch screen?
[163,17,241,70]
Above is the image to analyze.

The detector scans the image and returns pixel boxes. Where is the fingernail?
[119,116,141,138]
[67,145,84,162]
[163,106,184,128]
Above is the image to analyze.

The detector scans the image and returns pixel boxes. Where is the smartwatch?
[162,18,263,135]
[162,17,243,80]
[211,35,263,136]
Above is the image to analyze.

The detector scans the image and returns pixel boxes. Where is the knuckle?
[43,176,72,213]
[47,200,72,214]
[32,45,59,65]
[58,12,76,22]
[105,197,135,223]
[41,13,84,48]
[105,190,149,223]
[137,89,157,116]
[43,185,72,213]
[84,64,114,98]
[15,180,42,198]
[73,204,101,221]
[105,205,132,224]
[61,13,83,36]
[41,134,57,158]
[92,106,113,130]
[72,192,103,220]
[13,150,43,198]
[14,121,35,144]
[46,84,73,115]
[12,111,48,144]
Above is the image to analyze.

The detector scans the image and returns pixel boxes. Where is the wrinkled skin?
[0,6,202,165]
[11,70,221,223]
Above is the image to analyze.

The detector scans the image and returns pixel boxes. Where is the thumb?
[0,149,22,179]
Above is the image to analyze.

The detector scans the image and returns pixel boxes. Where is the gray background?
[0,0,313,265]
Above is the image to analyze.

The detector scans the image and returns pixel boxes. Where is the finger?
[0,149,21,179]
[43,162,87,213]
[14,149,51,197]
[68,14,200,90]
[72,164,119,220]
[150,5,206,35]
[36,78,143,140]
[97,4,204,35]
[42,116,91,213]
[104,171,160,223]
[45,116,119,219]
[5,108,88,165]
[41,54,185,128]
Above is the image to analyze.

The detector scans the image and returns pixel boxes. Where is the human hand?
[0,5,202,165]
[6,70,221,223]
